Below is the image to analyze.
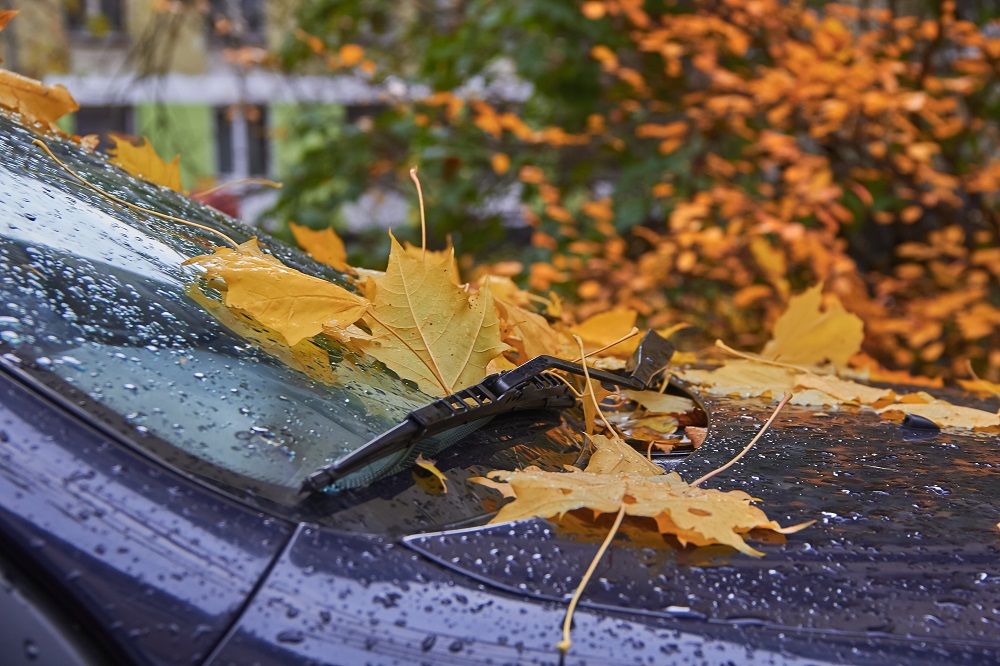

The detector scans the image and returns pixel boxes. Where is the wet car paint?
[207,395,999,665]
[0,367,295,664]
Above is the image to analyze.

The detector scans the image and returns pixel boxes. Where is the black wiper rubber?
[302,330,674,493]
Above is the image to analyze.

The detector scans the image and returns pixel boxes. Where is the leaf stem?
[556,504,626,654]
[714,340,814,375]
[569,326,639,363]
[194,177,283,197]
[33,139,239,249]
[691,392,791,487]
[409,167,426,261]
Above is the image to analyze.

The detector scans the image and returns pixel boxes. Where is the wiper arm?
[302,330,673,493]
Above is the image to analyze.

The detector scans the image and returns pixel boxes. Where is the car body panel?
[0,367,295,664]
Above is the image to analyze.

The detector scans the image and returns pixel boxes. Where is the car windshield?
[0,115,433,498]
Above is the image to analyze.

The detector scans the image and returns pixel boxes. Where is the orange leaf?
[289,222,349,272]
[0,70,78,127]
[108,135,183,192]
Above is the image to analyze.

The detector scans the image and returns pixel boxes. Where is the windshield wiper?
[302,330,674,493]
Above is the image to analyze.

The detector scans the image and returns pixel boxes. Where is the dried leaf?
[569,309,639,357]
[477,468,810,557]
[289,222,349,271]
[584,434,663,476]
[622,390,696,414]
[495,296,563,363]
[0,10,18,39]
[414,454,448,494]
[793,373,894,405]
[677,360,796,398]
[108,135,183,192]
[185,239,369,346]
[0,70,78,126]
[958,378,1000,397]
[877,402,1000,429]
[761,284,864,369]
[361,235,506,396]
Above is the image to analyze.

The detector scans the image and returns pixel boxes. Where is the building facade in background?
[0,0,384,223]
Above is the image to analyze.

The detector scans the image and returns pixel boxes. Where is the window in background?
[207,0,266,43]
[214,105,270,178]
[74,106,133,151]
[66,0,125,35]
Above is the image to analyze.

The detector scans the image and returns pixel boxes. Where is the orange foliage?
[490,0,999,381]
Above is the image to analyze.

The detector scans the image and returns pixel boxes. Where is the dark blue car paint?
[0,366,295,664]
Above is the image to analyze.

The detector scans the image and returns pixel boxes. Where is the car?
[0,111,998,666]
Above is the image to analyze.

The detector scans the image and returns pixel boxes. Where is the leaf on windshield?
[108,135,183,192]
[760,284,864,369]
[359,235,507,396]
[0,70,79,127]
[475,467,810,557]
[877,399,1000,430]
[290,222,349,272]
[185,239,369,346]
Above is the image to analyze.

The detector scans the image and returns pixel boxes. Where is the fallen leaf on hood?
[792,373,894,405]
[676,360,796,398]
[289,222,349,272]
[622,389,696,414]
[584,434,663,475]
[958,378,1000,397]
[877,401,1000,430]
[760,284,864,369]
[360,235,506,396]
[185,239,369,346]
[475,467,810,556]
[570,309,639,357]
[109,135,183,192]
[414,454,448,494]
[0,70,79,127]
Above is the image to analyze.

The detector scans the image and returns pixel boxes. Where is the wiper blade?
[302,330,673,493]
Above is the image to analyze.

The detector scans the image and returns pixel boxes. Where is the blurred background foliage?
[271,0,1000,381]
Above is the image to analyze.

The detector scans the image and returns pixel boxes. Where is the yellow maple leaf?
[289,222,349,272]
[569,309,639,357]
[760,284,864,369]
[108,135,183,192]
[0,69,78,127]
[494,296,563,364]
[360,235,507,396]
[677,360,796,398]
[958,378,1000,397]
[877,401,1000,430]
[185,239,369,346]
[584,434,663,476]
[414,453,448,494]
[792,373,894,405]
[621,389,696,414]
[475,467,810,557]
[401,240,461,284]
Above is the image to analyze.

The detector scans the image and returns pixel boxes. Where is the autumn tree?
[272,0,1000,381]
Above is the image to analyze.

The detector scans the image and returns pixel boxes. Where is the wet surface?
[0,368,294,664]
[401,395,1000,663]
